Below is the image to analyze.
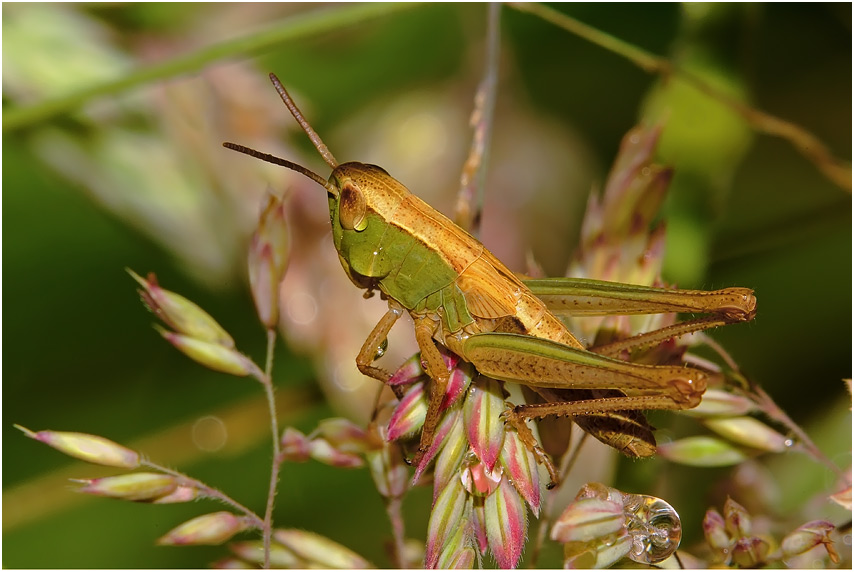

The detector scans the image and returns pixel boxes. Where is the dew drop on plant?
[622,493,682,564]
[374,338,388,360]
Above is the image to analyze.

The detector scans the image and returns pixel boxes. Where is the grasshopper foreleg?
[356,302,405,388]
[411,317,452,467]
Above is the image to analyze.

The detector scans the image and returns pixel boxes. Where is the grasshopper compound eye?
[338,181,368,231]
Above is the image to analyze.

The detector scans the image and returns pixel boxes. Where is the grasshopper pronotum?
[225,73,756,483]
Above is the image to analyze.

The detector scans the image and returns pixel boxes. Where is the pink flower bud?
[279,427,311,462]
[73,472,177,501]
[782,521,839,564]
[731,536,769,568]
[463,377,505,471]
[16,425,139,468]
[425,477,470,569]
[681,389,757,417]
[436,513,476,568]
[441,357,473,411]
[499,428,541,516]
[703,508,732,555]
[388,353,426,386]
[309,439,364,468]
[367,442,409,499]
[128,269,234,348]
[316,418,375,454]
[723,497,752,537]
[248,193,289,329]
[152,485,200,504]
[156,326,258,377]
[413,407,462,484]
[387,381,427,442]
[484,476,528,569]
[552,497,626,543]
[273,529,372,568]
[157,511,250,546]
[432,411,467,500]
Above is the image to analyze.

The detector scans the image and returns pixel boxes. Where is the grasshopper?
[225,73,756,480]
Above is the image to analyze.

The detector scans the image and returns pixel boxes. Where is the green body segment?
[328,163,477,332]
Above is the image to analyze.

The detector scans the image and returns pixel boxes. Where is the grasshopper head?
[223,74,414,288]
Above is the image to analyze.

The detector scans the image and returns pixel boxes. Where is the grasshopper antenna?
[222,142,338,197]
[268,73,338,169]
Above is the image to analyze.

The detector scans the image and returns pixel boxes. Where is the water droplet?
[623,494,682,564]
[373,337,388,361]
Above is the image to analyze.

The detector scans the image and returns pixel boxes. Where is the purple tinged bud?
[436,515,476,569]
[388,353,426,386]
[413,408,462,484]
[247,239,279,329]
[432,411,467,500]
[309,439,364,468]
[273,529,372,568]
[438,545,476,569]
[157,511,250,545]
[681,389,757,417]
[127,269,234,348]
[425,476,470,569]
[156,326,258,377]
[723,497,752,538]
[485,475,528,569]
[16,425,139,468]
[387,381,427,442]
[657,436,748,467]
[316,418,374,454]
[500,428,541,516]
[703,416,792,453]
[442,360,474,411]
[731,536,769,568]
[703,508,732,554]
[552,497,627,543]
[782,521,839,564]
[73,472,177,501]
[367,442,409,499]
[248,193,289,329]
[152,485,200,504]
[463,377,505,471]
[280,427,311,462]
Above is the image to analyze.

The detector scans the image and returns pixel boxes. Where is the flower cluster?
[704,497,840,568]
[385,348,540,568]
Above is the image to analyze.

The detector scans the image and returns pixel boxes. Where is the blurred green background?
[3,3,850,568]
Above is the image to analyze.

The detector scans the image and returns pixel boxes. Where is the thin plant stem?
[141,460,264,529]
[384,495,408,568]
[700,334,847,481]
[261,328,281,569]
[508,2,851,192]
[454,2,501,236]
[527,430,589,568]
[3,3,420,132]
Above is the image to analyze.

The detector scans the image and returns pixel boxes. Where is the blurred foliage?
[2,3,850,568]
